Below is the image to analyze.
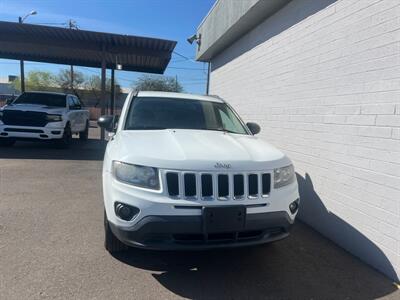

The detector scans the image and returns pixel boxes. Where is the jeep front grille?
[165,171,271,200]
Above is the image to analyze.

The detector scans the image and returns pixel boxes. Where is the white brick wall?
[208,0,400,281]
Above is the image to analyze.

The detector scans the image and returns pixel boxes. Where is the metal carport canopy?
[0,21,177,74]
[0,21,177,139]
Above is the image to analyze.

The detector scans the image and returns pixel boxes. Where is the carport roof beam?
[0,21,177,74]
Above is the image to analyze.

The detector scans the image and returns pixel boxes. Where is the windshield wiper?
[127,126,167,130]
[206,128,240,134]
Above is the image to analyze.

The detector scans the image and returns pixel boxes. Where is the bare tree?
[133,75,183,92]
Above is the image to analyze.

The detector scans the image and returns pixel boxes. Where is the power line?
[31,22,67,26]
[167,66,204,70]
[172,51,194,61]
[184,82,207,85]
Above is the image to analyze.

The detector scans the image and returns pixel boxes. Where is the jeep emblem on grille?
[214,162,231,169]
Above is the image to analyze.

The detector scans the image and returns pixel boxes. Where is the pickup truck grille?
[2,110,48,127]
[165,171,271,200]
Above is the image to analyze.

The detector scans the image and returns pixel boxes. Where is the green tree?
[133,75,183,92]
[12,71,58,92]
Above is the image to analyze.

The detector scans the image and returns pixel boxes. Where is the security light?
[187,34,201,45]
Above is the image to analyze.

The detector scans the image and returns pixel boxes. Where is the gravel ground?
[0,129,399,299]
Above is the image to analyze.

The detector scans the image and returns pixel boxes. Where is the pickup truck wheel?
[104,210,129,253]
[0,138,16,147]
[55,123,72,148]
[79,121,89,141]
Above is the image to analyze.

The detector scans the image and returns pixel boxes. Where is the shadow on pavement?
[112,221,397,299]
[0,137,106,161]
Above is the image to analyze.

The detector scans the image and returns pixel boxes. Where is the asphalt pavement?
[0,128,399,299]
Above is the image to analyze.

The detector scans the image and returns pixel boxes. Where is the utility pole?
[175,75,178,91]
[206,62,211,95]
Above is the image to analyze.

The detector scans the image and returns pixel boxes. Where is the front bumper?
[109,211,294,250]
[0,124,64,140]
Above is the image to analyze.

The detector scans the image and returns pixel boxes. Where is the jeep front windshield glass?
[13,92,66,107]
[124,97,249,135]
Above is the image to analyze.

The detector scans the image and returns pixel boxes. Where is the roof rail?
[208,94,225,102]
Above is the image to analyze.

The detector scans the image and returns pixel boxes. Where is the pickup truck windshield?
[13,93,66,107]
[125,97,249,134]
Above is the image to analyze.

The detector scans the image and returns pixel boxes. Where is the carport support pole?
[100,49,106,140]
[20,59,25,93]
[18,17,25,93]
[110,68,115,115]
[70,65,74,91]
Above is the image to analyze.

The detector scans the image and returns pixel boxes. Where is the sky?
[0,0,216,94]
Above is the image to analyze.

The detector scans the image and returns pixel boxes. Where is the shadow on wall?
[297,173,399,282]
[211,0,338,71]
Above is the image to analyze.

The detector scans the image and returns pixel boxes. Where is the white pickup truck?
[98,91,300,252]
[0,91,90,148]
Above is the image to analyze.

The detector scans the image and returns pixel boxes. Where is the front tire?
[55,123,72,148]
[0,138,16,147]
[104,210,128,253]
[79,121,89,141]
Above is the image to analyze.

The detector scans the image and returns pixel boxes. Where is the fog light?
[289,199,299,214]
[114,202,139,221]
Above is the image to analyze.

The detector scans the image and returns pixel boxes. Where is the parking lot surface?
[0,128,399,300]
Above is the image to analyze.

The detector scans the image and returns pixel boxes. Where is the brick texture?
[208,0,400,280]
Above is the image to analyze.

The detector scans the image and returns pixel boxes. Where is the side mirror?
[246,122,261,135]
[98,115,116,132]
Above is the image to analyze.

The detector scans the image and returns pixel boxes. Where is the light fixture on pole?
[19,10,37,23]
[115,56,123,70]
[18,10,38,93]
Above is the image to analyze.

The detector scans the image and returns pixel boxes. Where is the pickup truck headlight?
[274,164,295,188]
[112,161,160,190]
[46,114,62,122]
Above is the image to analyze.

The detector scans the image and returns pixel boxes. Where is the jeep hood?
[110,129,291,171]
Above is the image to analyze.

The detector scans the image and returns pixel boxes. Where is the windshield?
[13,92,66,107]
[124,97,249,135]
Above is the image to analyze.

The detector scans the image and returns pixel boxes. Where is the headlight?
[274,164,295,188]
[46,114,62,122]
[112,161,160,190]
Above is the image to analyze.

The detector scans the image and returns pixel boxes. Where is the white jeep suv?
[0,91,90,147]
[99,91,299,252]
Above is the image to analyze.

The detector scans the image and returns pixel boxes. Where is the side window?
[215,105,247,134]
[73,97,82,109]
[67,96,75,109]
[218,109,237,132]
